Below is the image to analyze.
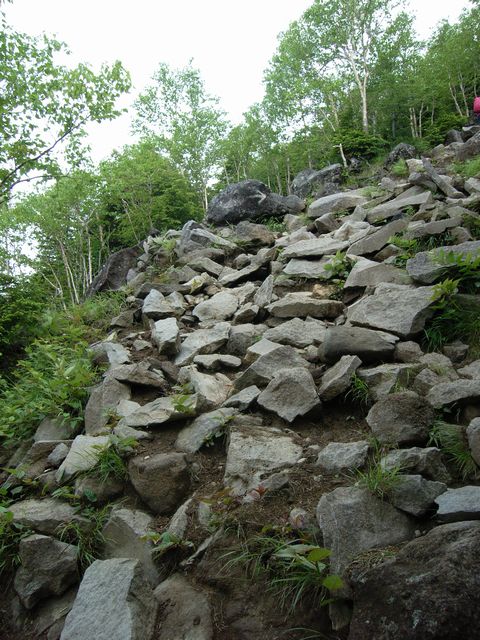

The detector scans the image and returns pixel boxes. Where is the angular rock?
[316,441,369,474]
[192,291,239,322]
[60,558,157,640]
[385,143,417,167]
[282,236,350,259]
[14,534,78,609]
[34,417,74,442]
[224,424,303,495]
[89,341,131,367]
[187,255,224,277]
[347,283,434,338]
[348,521,480,640]
[153,574,213,640]
[282,257,331,279]
[322,325,398,364]
[102,508,159,586]
[316,486,415,576]
[223,385,261,410]
[109,362,166,389]
[86,245,142,296]
[10,498,89,536]
[74,475,124,504]
[193,354,242,370]
[174,322,231,366]
[234,344,309,391]
[421,158,463,198]
[120,394,198,428]
[308,190,368,219]
[176,221,236,256]
[225,323,263,356]
[257,368,321,422]
[253,274,274,308]
[366,187,433,224]
[56,435,110,482]
[206,180,303,225]
[319,355,361,401]
[151,317,180,355]
[234,220,276,246]
[291,164,343,199]
[344,259,411,288]
[467,417,480,466]
[178,366,231,411]
[175,408,237,453]
[456,130,480,161]
[128,452,191,515]
[366,391,434,445]
[427,378,480,409]
[263,317,326,348]
[347,217,407,256]
[142,289,175,320]
[267,293,344,319]
[84,377,131,436]
[435,486,480,522]
[380,447,451,484]
[358,363,414,401]
[389,474,447,517]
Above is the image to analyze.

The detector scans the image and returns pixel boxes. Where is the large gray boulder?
[10,498,90,536]
[316,486,415,576]
[86,245,142,296]
[233,344,309,391]
[14,534,78,610]
[348,521,480,640]
[175,408,237,453]
[128,452,191,515]
[456,130,480,161]
[257,367,321,422]
[322,325,398,364]
[366,391,434,446]
[291,164,343,199]
[380,447,451,484]
[174,322,231,367]
[319,355,361,401]
[206,180,304,225]
[84,376,132,436]
[60,558,157,640]
[427,378,480,409]
[435,486,480,522]
[406,241,480,284]
[384,142,417,167]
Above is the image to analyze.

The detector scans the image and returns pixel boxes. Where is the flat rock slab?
[234,344,309,391]
[267,293,344,319]
[56,435,110,482]
[257,367,321,422]
[347,218,407,256]
[175,408,237,453]
[142,289,175,320]
[192,291,239,322]
[316,441,369,474]
[344,259,411,288]
[380,447,451,484]
[224,424,303,495]
[263,317,326,348]
[348,521,480,640]
[406,241,480,284]
[307,190,368,218]
[366,391,434,446]
[435,486,480,522]
[347,283,434,338]
[151,317,180,355]
[282,236,349,259]
[193,354,242,370]
[84,377,131,436]
[366,187,433,223]
[316,486,415,576]
[174,322,231,367]
[427,379,480,408]
[60,558,157,640]
[283,257,331,279]
[10,498,89,536]
[154,574,213,640]
[322,325,398,364]
[222,385,261,410]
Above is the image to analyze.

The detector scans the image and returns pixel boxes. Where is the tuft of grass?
[57,504,111,571]
[221,533,343,614]
[86,435,138,483]
[0,492,33,575]
[453,157,480,178]
[346,374,372,408]
[390,159,409,177]
[429,420,477,480]
[260,217,287,233]
[355,440,403,500]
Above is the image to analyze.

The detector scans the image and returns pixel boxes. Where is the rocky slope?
[2,130,480,640]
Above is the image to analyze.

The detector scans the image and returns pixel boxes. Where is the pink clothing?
[474,97,480,113]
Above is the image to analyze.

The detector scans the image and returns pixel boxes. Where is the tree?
[132,62,229,210]
[0,16,131,204]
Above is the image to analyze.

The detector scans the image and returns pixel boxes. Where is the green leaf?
[322,574,344,591]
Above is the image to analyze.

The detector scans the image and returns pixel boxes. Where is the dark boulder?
[385,143,417,168]
[456,131,480,161]
[291,164,343,199]
[206,180,304,226]
[444,129,464,145]
[87,245,142,296]
[348,521,480,640]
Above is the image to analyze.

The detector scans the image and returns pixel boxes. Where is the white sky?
[5,0,473,163]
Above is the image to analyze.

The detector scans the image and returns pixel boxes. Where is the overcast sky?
[5,0,473,163]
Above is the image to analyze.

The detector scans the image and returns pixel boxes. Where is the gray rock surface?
[307,190,368,218]
[174,322,231,366]
[348,283,434,338]
[60,558,157,640]
[366,391,434,445]
[406,241,480,284]
[347,218,407,256]
[319,355,361,401]
[10,498,89,536]
[14,534,78,609]
[316,486,415,576]
[390,474,447,517]
[234,344,309,391]
[56,435,110,482]
[128,452,191,515]
[151,317,180,354]
[348,521,480,640]
[427,378,480,408]
[322,325,398,364]
[175,408,237,453]
[192,291,239,322]
[381,446,451,483]
[224,424,303,495]
[257,368,321,422]
[84,377,132,436]
[267,293,344,319]
[291,164,343,199]
[435,486,480,522]
[316,441,369,474]
[153,574,213,640]
[467,417,480,466]
[263,317,326,348]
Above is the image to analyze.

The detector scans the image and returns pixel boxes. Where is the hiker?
[474,96,480,124]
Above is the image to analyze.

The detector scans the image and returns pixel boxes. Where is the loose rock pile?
[3,130,480,640]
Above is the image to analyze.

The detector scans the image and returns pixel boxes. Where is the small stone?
[316,441,369,474]
[366,391,434,445]
[151,317,180,355]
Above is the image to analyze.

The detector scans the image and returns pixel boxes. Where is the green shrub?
[390,158,409,177]
[454,157,480,179]
[429,420,477,480]
[332,129,388,160]
[85,435,138,482]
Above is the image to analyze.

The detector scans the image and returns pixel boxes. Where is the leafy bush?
[390,158,409,177]
[454,157,480,179]
[332,129,388,160]
[0,507,33,576]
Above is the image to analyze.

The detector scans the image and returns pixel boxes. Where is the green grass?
[354,439,403,501]
[57,504,111,571]
[346,374,372,408]
[429,420,477,480]
[0,494,33,575]
[453,157,480,178]
[85,435,138,483]
[221,533,343,614]
[390,158,409,177]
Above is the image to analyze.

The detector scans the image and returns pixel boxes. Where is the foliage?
[57,504,111,571]
[86,435,138,483]
[0,16,130,204]
[356,458,403,500]
[0,293,124,445]
[133,61,229,210]
[346,374,372,408]
[429,420,477,480]
[0,505,33,575]
[331,130,388,160]
[454,158,480,179]
[324,251,354,281]
[143,530,194,561]
[434,250,480,293]
[222,532,343,613]
[390,158,409,177]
